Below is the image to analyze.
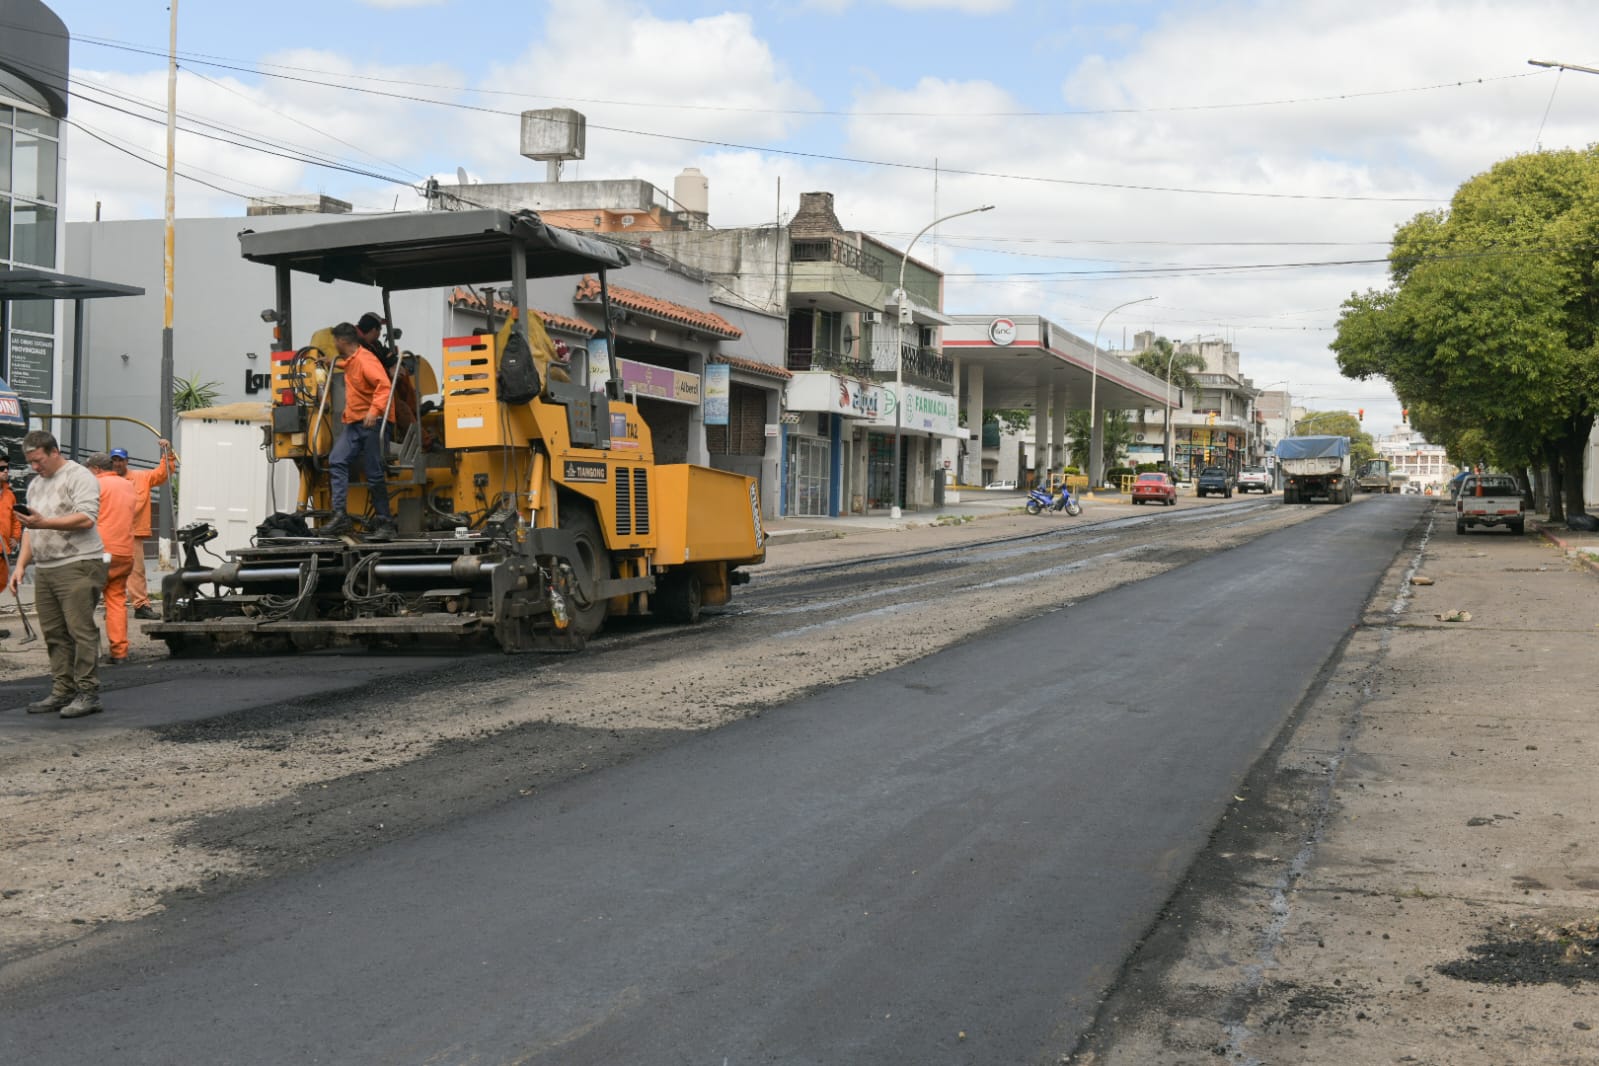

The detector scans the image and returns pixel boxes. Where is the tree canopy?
[1331,146,1599,515]
[1292,410,1376,466]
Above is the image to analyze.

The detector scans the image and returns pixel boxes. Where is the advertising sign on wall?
[617,358,701,405]
[703,362,730,425]
[871,384,962,437]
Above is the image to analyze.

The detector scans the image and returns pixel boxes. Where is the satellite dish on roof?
[456,166,469,186]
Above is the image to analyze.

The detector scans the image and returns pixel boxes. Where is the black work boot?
[322,513,354,537]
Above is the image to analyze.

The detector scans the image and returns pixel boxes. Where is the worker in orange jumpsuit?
[86,452,137,664]
[111,438,177,621]
[0,454,20,640]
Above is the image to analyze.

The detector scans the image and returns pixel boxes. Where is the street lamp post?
[1087,296,1156,488]
[1163,341,1183,475]
[889,203,994,519]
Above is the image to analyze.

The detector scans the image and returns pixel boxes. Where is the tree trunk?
[1525,464,1544,514]
[1543,442,1566,524]
[1561,413,1593,518]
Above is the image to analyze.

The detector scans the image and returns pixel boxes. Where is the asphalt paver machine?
[148,210,764,654]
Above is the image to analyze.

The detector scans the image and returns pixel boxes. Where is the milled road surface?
[0,497,1422,1063]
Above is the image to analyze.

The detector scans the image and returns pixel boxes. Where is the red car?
[1131,472,1177,506]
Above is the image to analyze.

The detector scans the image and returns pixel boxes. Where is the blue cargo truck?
[1276,435,1353,504]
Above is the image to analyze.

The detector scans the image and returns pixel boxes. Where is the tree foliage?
[1066,408,1134,476]
[1292,410,1377,466]
[1331,146,1599,516]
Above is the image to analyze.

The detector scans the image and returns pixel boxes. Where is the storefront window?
[13,129,57,202]
[11,199,55,266]
[0,196,9,260]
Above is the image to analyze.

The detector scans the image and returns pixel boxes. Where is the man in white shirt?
[8,430,108,718]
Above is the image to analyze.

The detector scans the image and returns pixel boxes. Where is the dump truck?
[1276,435,1353,504]
[146,209,765,655]
[1355,457,1397,493]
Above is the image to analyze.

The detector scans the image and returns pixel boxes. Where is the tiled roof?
[713,354,791,380]
[573,276,743,340]
[449,287,597,337]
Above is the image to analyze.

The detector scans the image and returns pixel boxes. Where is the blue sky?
[39,0,1599,431]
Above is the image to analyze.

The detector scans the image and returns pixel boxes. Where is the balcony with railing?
[790,238,885,280]
[787,345,871,376]
[866,337,955,389]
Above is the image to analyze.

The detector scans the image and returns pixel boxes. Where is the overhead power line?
[0,21,1448,205]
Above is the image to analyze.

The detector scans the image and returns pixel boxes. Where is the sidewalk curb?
[1533,520,1599,575]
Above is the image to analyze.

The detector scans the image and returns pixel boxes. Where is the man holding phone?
[8,430,107,718]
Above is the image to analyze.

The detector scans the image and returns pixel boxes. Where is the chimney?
[790,191,844,237]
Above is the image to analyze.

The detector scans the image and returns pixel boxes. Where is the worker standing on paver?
[111,438,177,620]
[86,452,136,665]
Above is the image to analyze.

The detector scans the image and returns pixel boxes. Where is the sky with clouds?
[38,0,1599,432]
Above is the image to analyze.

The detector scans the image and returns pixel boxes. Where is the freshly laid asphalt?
[0,497,1421,1064]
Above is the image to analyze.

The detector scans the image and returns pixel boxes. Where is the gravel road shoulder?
[1068,514,1599,1065]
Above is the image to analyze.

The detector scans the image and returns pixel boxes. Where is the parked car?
[1130,471,1177,506]
[1455,474,1524,534]
[1196,466,1234,499]
[983,479,1017,491]
[1237,466,1272,493]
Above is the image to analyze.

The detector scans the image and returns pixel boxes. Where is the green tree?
[1292,409,1376,466]
[1331,146,1599,519]
[1128,337,1207,460]
[987,408,1035,435]
[1066,408,1134,477]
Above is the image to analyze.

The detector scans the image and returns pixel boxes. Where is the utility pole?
[160,1,178,549]
[889,204,994,519]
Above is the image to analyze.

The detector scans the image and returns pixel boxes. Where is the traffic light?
[1358,408,1365,422]
[1401,407,1408,423]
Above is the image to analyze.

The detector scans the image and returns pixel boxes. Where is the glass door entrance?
[789,437,830,517]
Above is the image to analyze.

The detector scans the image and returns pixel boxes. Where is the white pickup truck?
[1456,474,1525,535]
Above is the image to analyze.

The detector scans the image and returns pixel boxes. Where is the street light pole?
[889,203,994,519]
[1163,340,1181,474]
[1087,295,1156,488]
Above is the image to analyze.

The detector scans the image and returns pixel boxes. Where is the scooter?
[1025,484,1083,517]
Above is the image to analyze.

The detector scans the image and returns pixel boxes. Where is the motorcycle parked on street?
[1025,484,1083,517]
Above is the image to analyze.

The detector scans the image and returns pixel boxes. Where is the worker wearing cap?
[112,438,177,620]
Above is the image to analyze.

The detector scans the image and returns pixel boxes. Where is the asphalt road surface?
[0,499,1424,1064]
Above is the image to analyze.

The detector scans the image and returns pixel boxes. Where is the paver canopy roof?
[238,209,630,291]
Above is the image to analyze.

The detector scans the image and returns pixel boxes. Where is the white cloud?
[795,0,1011,11]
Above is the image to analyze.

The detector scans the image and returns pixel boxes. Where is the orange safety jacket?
[343,345,394,425]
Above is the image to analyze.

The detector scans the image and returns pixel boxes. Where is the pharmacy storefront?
[861,385,962,513]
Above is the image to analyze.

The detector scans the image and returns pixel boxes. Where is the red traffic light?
[1358,408,1365,422]
[1401,407,1408,423]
